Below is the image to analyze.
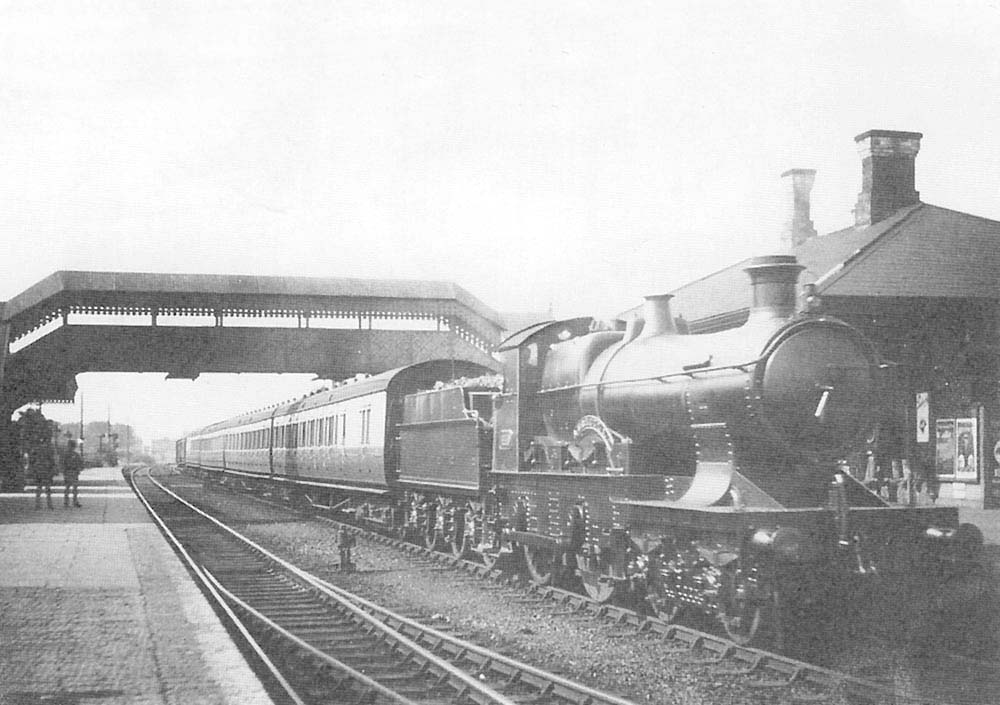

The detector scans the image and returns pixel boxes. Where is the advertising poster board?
[935,418,956,479]
[987,418,1000,508]
[954,417,978,482]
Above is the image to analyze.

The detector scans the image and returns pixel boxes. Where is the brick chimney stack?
[854,129,922,226]
[781,168,817,249]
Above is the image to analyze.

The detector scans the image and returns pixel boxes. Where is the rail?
[138,466,637,705]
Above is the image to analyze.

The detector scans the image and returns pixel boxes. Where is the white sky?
[4,1,1000,442]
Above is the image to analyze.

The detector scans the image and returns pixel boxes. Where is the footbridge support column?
[0,317,21,491]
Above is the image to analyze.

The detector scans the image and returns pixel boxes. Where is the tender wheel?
[480,549,498,570]
[424,526,441,551]
[451,531,470,559]
[523,544,556,586]
[448,512,467,558]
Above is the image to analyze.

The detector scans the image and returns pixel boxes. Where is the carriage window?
[360,408,372,445]
[339,413,347,445]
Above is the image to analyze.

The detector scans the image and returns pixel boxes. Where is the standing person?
[31,446,56,510]
[337,526,356,572]
[62,439,84,508]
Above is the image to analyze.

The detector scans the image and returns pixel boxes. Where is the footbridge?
[0,271,506,487]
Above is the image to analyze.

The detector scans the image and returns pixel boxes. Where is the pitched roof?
[656,203,1000,327]
[811,204,1000,298]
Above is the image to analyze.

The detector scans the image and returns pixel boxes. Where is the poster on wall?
[955,417,978,482]
[935,418,956,479]
[916,392,929,443]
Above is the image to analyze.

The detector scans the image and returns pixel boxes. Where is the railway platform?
[0,466,275,705]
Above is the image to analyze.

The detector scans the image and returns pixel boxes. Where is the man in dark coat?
[31,446,56,509]
[62,440,84,508]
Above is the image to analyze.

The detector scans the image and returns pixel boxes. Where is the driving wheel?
[523,544,556,586]
[577,561,617,603]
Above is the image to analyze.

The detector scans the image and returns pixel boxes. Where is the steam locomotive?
[178,255,982,647]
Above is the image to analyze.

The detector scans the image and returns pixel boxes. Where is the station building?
[654,129,1000,509]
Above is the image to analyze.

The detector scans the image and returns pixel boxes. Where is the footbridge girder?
[0,271,506,488]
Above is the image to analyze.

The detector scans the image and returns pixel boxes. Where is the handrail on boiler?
[535,357,762,395]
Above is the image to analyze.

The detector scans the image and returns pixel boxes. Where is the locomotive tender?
[179,255,981,646]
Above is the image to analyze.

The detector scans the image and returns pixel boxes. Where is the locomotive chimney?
[744,255,804,322]
[781,168,817,249]
[637,293,677,339]
[854,129,922,226]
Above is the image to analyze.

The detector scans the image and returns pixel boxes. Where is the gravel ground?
[162,476,866,705]
[160,473,1000,705]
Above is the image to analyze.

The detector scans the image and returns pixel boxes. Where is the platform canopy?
[0,271,506,410]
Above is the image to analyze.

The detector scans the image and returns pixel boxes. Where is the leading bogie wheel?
[721,600,763,645]
[719,568,781,649]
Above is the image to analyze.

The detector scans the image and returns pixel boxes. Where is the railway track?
[171,465,970,705]
[130,466,641,705]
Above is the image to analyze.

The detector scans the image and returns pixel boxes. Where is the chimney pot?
[853,129,922,226]
[781,168,817,249]
[743,255,804,321]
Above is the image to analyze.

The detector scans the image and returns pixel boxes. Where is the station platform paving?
[0,466,275,705]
